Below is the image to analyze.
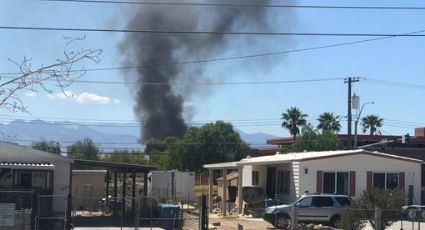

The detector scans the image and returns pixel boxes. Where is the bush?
[340,188,406,230]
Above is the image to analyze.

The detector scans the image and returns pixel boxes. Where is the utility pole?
[344,77,359,149]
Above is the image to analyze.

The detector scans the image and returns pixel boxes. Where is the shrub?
[340,188,406,230]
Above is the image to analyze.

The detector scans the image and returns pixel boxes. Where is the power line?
[0,77,344,85]
[0,119,282,127]
[40,0,425,10]
[363,78,425,90]
[2,117,421,130]
[4,138,268,146]
[2,29,424,76]
[0,114,282,124]
[1,25,425,37]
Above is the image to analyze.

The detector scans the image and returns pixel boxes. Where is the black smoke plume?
[120,1,276,142]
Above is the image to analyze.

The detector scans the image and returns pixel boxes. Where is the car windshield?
[289,196,307,206]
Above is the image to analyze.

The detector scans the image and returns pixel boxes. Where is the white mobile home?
[205,149,423,215]
[0,141,73,223]
[0,142,72,198]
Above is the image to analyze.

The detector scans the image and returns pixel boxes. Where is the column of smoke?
[120,0,276,142]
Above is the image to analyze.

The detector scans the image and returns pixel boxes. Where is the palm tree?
[281,107,308,139]
[317,112,341,133]
[361,115,383,135]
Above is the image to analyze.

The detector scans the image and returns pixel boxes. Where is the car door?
[295,196,318,222]
[311,196,334,222]
[296,196,334,222]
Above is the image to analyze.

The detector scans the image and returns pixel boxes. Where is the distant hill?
[238,131,278,148]
[0,119,277,152]
[0,119,141,152]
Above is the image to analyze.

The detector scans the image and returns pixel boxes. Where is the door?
[266,167,276,198]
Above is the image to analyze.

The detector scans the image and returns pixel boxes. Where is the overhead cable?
[1,25,425,37]
[40,0,425,11]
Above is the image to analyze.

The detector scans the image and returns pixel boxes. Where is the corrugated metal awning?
[0,162,55,170]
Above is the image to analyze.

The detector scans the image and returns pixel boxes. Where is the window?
[335,197,351,207]
[312,197,334,207]
[373,172,399,190]
[16,171,51,189]
[297,197,313,207]
[278,171,290,194]
[252,171,259,186]
[323,172,349,195]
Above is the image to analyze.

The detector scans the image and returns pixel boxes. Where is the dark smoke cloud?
[119,0,280,142]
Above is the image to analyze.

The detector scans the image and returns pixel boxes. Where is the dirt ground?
[210,217,274,230]
[208,217,425,230]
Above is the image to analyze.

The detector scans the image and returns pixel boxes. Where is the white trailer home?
[205,149,423,215]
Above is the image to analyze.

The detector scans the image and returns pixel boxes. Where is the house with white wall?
[204,149,423,215]
[0,141,72,212]
[0,141,72,196]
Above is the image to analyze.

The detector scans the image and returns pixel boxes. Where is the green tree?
[317,112,341,133]
[67,138,99,160]
[281,107,308,139]
[281,124,342,153]
[145,137,183,169]
[151,137,183,170]
[32,140,61,154]
[361,115,383,135]
[144,121,249,171]
[104,149,148,165]
[180,121,249,171]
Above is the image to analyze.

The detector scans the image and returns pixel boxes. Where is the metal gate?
[0,190,35,230]
[35,195,68,230]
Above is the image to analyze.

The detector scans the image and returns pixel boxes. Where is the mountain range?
[0,119,278,152]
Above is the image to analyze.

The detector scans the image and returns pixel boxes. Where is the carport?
[72,159,156,215]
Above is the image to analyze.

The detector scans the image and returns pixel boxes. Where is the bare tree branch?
[0,38,102,112]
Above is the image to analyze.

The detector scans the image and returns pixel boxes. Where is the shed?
[72,170,107,210]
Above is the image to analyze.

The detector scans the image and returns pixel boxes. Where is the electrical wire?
[2,29,424,76]
[40,0,425,11]
[1,25,425,37]
[0,77,345,86]
[363,78,425,91]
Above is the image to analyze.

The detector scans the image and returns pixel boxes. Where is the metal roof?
[237,149,423,165]
[203,161,240,169]
[72,170,107,174]
[0,142,73,163]
[0,162,55,170]
[203,149,423,169]
[73,159,156,172]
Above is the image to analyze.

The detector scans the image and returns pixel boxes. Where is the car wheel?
[275,215,291,229]
[330,215,341,228]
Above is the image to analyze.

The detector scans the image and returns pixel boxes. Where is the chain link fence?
[68,195,205,230]
[344,207,425,230]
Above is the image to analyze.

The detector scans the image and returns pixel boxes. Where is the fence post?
[135,197,140,230]
[200,194,208,230]
[291,207,298,230]
[375,207,382,230]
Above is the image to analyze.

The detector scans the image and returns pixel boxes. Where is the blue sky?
[0,0,424,140]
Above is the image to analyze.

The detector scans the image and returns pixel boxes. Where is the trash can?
[158,204,180,230]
